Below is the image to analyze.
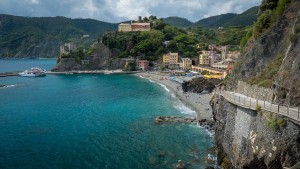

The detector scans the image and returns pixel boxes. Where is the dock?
[46,70,140,75]
[0,71,20,77]
[0,70,140,77]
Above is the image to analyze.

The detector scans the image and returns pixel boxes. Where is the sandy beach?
[137,72,214,121]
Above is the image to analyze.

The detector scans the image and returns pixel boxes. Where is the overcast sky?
[0,0,262,23]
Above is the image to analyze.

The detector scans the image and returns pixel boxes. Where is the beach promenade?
[137,72,214,121]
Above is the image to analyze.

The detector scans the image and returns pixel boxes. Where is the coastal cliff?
[53,43,126,71]
[210,0,300,168]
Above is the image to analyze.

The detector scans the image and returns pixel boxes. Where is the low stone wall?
[236,81,273,102]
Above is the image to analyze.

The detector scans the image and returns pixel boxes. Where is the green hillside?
[223,7,259,27]
[162,17,193,28]
[0,14,117,58]
[194,7,259,28]
[194,13,238,28]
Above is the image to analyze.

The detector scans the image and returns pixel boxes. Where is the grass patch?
[268,116,286,129]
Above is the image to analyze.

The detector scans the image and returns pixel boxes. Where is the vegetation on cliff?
[253,0,291,38]
[227,0,300,107]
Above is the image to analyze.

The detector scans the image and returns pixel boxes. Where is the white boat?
[18,67,46,77]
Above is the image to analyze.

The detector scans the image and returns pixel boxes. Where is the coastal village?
[58,18,240,81]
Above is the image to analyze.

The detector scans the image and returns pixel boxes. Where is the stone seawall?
[211,95,300,168]
[236,81,273,102]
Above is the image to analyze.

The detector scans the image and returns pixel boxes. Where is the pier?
[0,70,140,77]
[0,71,20,77]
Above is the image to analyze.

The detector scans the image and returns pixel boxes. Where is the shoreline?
[136,72,214,123]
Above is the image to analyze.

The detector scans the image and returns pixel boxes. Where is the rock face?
[53,43,126,71]
[227,1,300,107]
[210,1,300,168]
[182,77,221,93]
[210,96,300,169]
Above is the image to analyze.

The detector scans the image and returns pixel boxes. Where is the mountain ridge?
[163,6,259,28]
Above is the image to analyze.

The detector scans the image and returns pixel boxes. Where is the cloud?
[0,0,262,22]
[71,0,99,18]
[28,0,40,5]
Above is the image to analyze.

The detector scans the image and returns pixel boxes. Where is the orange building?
[137,60,150,71]
[118,23,150,32]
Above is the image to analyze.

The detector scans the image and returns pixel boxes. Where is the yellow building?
[180,58,192,70]
[163,52,179,65]
[118,23,150,32]
[118,23,132,32]
[199,51,209,65]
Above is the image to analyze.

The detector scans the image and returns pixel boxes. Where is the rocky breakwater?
[182,77,221,94]
[156,116,197,124]
[156,116,215,132]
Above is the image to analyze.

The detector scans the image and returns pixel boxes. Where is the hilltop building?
[118,23,151,32]
[60,43,76,55]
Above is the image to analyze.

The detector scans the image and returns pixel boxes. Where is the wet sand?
[137,72,214,121]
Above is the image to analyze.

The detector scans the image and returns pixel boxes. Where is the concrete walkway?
[215,90,300,123]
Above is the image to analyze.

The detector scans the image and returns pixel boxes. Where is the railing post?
[298,107,299,119]
[250,98,251,107]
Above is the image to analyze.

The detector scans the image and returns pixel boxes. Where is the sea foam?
[158,83,170,92]
[173,101,196,115]
[0,84,18,89]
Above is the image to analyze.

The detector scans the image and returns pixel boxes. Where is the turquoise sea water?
[0,59,215,169]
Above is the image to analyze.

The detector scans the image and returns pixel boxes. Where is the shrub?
[254,0,291,38]
[256,104,262,112]
[253,10,272,38]
[267,116,286,129]
[268,116,279,129]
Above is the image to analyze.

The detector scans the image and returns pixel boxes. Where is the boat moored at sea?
[18,67,46,77]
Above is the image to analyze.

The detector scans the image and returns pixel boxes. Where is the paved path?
[215,90,300,123]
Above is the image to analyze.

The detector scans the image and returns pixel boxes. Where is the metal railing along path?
[215,90,300,123]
